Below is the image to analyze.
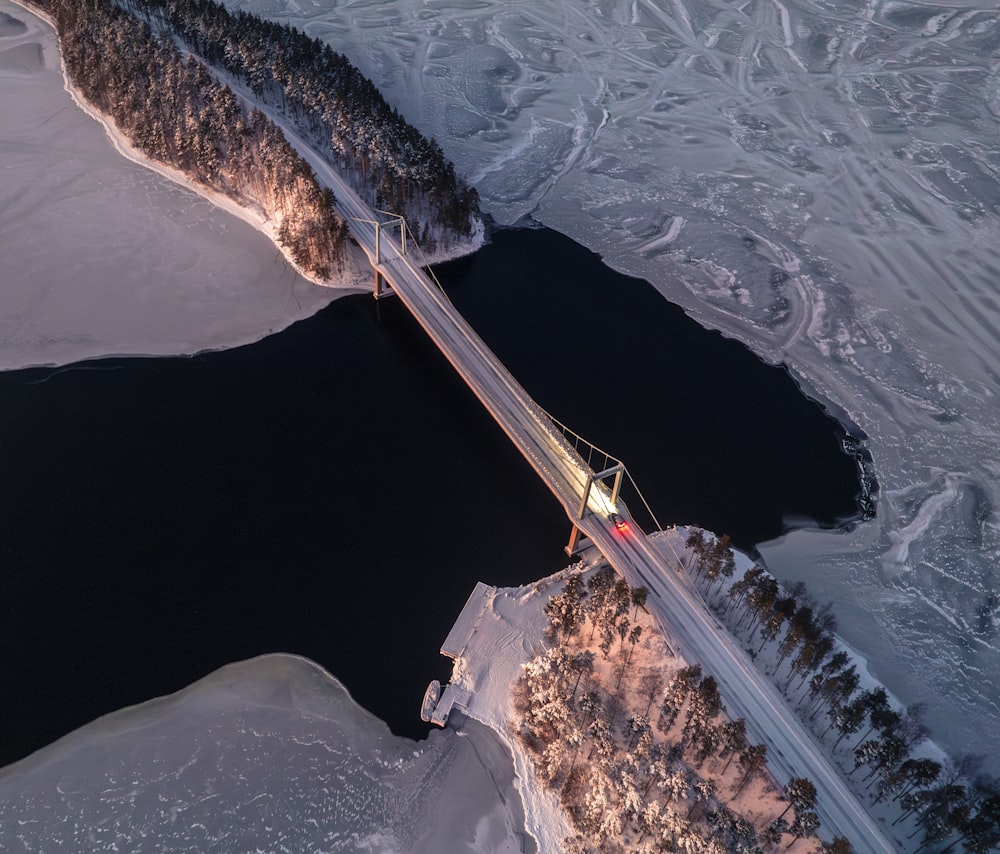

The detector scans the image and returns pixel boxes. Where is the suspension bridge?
[348,211,895,850]
[83,32,896,846]
[325,198,892,849]
[349,210,662,556]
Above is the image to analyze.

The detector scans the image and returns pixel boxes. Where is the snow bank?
[435,567,581,851]
[0,653,533,853]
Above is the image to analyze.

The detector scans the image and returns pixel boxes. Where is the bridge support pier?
[565,525,588,557]
[373,269,393,300]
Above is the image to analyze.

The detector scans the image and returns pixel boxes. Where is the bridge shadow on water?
[0,226,862,766]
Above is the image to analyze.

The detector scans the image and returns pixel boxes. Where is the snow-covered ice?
[0,654,534,853]
[0,0,370,371]
[219,0,1000,772]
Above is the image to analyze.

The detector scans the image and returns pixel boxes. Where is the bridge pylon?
[565,463,625,556]
[351,211,408,300]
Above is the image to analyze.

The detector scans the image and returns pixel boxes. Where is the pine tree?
[718,717,748,774]
[657,664,701,732]
[544,574,586,642]
[735,743,768,796]
[785,810,820,847]
[774,777,817,822]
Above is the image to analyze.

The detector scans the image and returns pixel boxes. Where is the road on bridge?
[251,99,896,852]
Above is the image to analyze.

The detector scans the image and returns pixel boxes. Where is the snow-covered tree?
[734,743,768,796]
[706,807,758,852]
[774,777,817,823]
[658,664,702,733]
[544,574,587,642]
[567,650,596,700]
[785,809,820,847]
[682,675,723,750]
[641,743,673,798]
[624,714,651,753]
[718,717,748,774]
[825,692,869,746]
[763,817,788,846]
[724,566,765,617]
[874,757,940,805]
[687,776,716,820]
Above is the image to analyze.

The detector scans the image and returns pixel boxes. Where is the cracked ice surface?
[225,0,1000,769]
[0,655,533,853]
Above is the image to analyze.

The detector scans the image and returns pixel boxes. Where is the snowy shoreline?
[4,0,997,825]
[440,534,955,851]
[1,0,484,372]
[10,0,359,294]
[25,0,490,304]
[0,654,536,852]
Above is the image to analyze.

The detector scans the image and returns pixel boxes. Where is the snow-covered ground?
[219,0,1000,773]
[0,654,534,853]
[0,0,369,370]
[440,550,885,850]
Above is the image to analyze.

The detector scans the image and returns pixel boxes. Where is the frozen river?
[1,0,997,806]
[218,0,1000,769]
[0,655,535,852]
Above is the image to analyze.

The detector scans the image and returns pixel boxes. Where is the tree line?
[34,0,349,280]
[118,0,479,245]
[516,566,850,853]
[682,528,1000,853]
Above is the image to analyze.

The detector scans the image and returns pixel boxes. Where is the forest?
[119,0,480,246]
[33,0,481,280]
[678,529,1000,852]
[519,546,1000,851]
[34,0,349,280]
[517,564,837,853]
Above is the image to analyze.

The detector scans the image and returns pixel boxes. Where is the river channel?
[0,225,863,766]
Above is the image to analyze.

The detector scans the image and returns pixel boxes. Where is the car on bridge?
[608,512,629,531]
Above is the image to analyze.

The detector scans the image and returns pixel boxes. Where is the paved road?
[595,522,896,852]
[370,234,896,851]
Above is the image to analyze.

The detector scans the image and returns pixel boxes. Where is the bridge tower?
[352,212,408,300]
[565,463,625,556]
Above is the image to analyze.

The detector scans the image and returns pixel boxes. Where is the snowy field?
[218,0,1000,772]
[0,654,534,852]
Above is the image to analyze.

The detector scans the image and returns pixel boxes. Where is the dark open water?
[0,226,862,766]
